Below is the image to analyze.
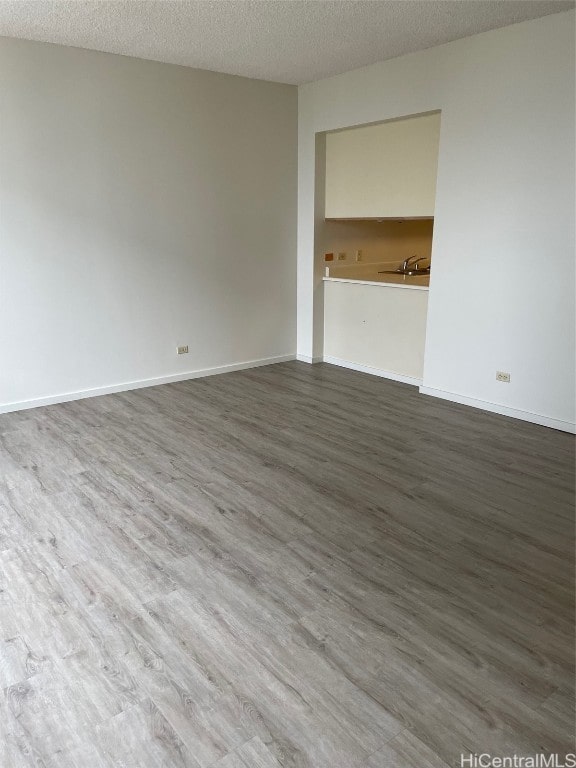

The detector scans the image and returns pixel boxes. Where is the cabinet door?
[325,113,440,219]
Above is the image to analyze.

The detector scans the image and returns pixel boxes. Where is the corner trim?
[419,386,576,434]
[323,356,422,386]
[0,354,296,415]
[296,354,323,364]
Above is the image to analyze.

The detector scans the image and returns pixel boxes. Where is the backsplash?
[319,218,433,266]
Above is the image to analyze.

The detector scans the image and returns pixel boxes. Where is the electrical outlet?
[177,345,189,355]
[337,252,346,261]
[355,250,362,262]
[496,371,510,383]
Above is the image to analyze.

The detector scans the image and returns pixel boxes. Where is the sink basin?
[378,268,430,276]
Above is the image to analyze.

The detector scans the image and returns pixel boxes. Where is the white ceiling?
[0,0,573,85]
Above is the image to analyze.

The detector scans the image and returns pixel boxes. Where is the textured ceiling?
[0,0,573,85]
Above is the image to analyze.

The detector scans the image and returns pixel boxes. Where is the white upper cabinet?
[325,113,441,219]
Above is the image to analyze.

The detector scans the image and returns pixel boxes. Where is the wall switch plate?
[355,250,362,262]
[177,345,189,355]
[496,371,510,382]
[337,252,346,261]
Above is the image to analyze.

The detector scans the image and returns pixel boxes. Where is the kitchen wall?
[298,11,575,431]
[321,219,434,265]
[0,37,297,412]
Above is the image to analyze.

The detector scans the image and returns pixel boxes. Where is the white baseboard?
[420,386,576,434]
[296,354,323,364]
[0,354,296,415]
[322,356,422,387]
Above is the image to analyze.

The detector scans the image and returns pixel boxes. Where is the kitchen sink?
[378,268,430,276]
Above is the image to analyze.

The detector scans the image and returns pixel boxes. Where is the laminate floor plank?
[212,736,282,767]
[365,730,451,768]
[0,361,573,767]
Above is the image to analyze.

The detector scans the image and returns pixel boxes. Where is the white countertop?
[323,274,429,290]
[323,260,430,290]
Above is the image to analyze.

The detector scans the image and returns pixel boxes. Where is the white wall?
[0,37,297,411]
[298,11,575,431]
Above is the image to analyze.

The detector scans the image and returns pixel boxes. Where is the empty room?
[0,1,574,767]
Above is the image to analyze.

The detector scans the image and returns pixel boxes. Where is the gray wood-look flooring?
[0,361,573,767]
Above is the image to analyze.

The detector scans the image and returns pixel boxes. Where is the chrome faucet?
[401,255,428,272]
[378,254,431,276]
